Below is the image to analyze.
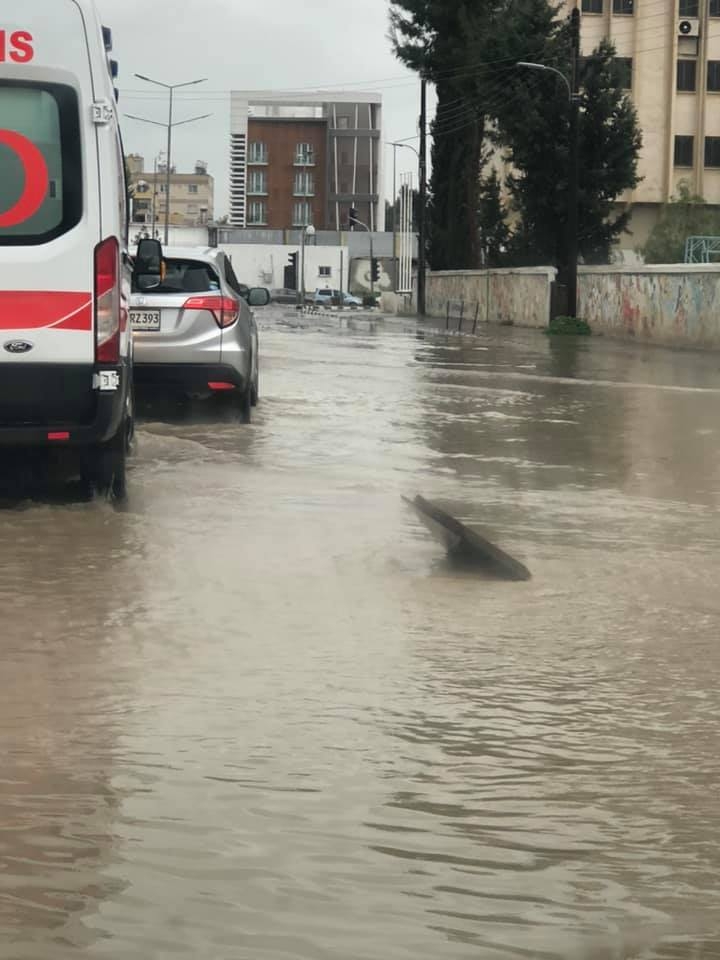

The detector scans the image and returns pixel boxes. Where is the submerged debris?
[404,495,531,582]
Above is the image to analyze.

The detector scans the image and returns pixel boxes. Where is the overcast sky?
[97,0,431,218]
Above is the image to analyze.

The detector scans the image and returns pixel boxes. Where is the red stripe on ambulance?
[0,292,92,331]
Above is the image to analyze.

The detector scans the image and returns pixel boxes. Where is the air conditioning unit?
[678,18,700,37]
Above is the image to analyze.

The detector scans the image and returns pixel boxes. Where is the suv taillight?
[95,237,120,363]
[183,295,239,329]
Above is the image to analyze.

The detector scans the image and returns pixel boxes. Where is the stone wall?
[426,264,720,348]
[426,268,555,330]
[578,265,720,348]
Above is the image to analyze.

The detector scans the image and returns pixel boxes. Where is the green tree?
[390,1,487,269]
[390,0,642,270]
[643,181,720,263]
[481,7,641,266]
[477,166,510,266]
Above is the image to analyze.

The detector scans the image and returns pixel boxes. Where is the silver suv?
[129,246,269,421]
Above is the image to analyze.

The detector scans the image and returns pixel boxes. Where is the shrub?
[547,315,591,336]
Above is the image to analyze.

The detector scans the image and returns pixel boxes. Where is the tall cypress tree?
[390,1,487,270]
[390,0,642,270]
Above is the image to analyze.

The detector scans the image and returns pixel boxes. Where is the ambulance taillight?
[94,237,120,364]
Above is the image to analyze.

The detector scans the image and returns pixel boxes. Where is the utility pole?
[418,77,428,317]
[567,5,581,319]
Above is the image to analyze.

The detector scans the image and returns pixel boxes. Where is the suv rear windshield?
[0,81,82,246]
[133,258,221,294]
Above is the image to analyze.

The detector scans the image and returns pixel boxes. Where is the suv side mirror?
[135,238,163,274]
[248,287,271,307]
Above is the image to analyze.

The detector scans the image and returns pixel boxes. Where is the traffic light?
[371,257,380,283]
[286,251,299,290]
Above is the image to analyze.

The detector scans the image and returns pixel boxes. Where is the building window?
[614,57,633,89]
[159,183,166,193]
[188,183,198,194]
[582,0,603,11]
[337,116,350,129]
[674,135,694,166]
[612,0,633,12]
[248,200,267,225]
[248,170,268,195]
[294,171,315,196]
[248,141,268,164]
[319,266,331,278]
[711,0,720,15]
[136,182,149,194]
[295,143,315,165]
[677,59,697,91]
[708,61,720,91]
[679,0,699,14]
[293,201,312,226]
[705,137,720,167]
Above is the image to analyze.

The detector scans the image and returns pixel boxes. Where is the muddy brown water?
[2,310,720,959]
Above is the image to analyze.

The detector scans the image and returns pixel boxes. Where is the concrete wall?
[425,264,720,349]
[221,242,348,291]
[426,268,555,329]
[578,265,720,348]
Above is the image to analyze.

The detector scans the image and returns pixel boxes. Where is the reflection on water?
[1,311,720,958]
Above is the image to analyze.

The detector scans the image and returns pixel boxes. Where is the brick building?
[230,91,383,231]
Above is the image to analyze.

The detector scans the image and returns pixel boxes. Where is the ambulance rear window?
[0,81,82,246]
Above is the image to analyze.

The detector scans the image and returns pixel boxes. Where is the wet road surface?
[2,308,720,959]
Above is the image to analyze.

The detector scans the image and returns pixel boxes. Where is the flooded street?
[3,308,720,959]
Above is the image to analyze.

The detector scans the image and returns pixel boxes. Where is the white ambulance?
[0,0,140,498]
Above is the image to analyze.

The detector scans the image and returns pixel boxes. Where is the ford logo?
[4,340,34,355]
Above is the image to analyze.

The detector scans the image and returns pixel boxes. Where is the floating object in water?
[404,495,531,581]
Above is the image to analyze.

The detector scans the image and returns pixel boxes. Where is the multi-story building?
[126,155,214,229]
[230,91,383,231]
[565,0,720,246]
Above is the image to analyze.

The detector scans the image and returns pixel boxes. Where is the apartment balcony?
[294,156,316,167]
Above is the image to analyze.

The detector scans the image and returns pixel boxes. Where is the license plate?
[130,309,161,331]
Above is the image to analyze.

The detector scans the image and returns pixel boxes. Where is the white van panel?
[0,0,109,365]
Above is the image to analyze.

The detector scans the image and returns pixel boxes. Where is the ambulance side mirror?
[133,238,164,291]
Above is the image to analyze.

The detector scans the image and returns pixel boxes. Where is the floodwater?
[2,308,720,960]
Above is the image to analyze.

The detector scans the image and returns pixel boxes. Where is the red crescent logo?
[0,130,50,228]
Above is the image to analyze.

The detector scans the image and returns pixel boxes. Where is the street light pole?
[349,214,374,297]
[418,77,427,318]
[517,17,581,319]
[131,74,207,244]
[567,6,581,321]
[299,223,316,307]
[165,86,173,243]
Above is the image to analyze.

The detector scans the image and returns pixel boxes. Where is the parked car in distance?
[270,288,297,305]
[130,246,270,422]
[311,288,362,308]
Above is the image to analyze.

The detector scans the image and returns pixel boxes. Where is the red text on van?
[0,30,34,63]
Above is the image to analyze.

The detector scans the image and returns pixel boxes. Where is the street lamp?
[126,74,208,244]
[517,35,580,317]
[348,212,375,298]
[299,223,316,307]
